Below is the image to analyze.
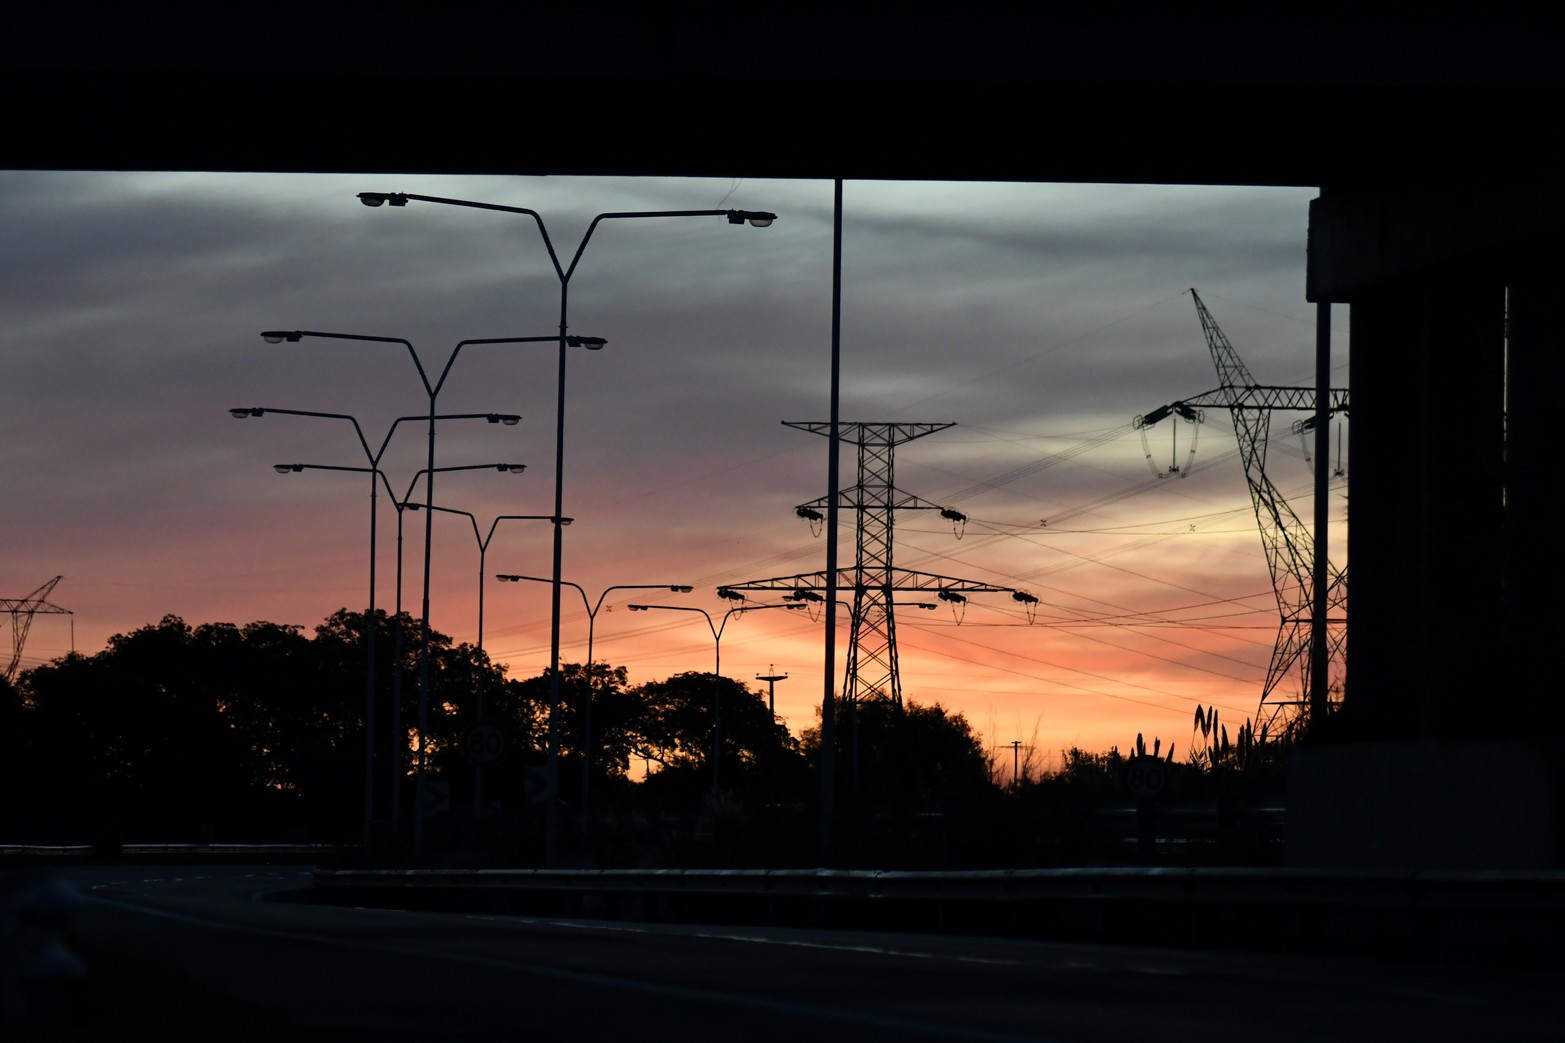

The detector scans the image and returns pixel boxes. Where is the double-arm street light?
[255,328,577,855]
[230,404,520,852]
[358,190,776,861]
[411,508,564,817]
[272,464,527,827]
[496,575,692,823]
[627,599,804,793]
[379,466,529,837]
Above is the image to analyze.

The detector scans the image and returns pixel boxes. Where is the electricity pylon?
[1134,291,1348,735]
[723,422,1038,708]
[3,576,70,683]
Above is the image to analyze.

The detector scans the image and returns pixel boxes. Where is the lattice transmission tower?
[723,422,1038,708]
[1134,291,1348,735]
[3,576,71,683]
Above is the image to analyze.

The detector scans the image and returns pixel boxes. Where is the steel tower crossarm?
[2,576,70,682]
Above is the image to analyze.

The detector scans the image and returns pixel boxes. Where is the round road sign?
[1125,755,1167,798]
[463,722,507,766]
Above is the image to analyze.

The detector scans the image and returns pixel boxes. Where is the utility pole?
[755,666,788,716]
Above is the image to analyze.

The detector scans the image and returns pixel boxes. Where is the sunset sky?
[1,172,1346,767]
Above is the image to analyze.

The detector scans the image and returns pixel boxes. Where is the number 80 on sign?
[463,722,507,766]
[1125,755,1167,798]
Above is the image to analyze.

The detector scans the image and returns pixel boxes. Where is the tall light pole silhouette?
[412,505,567,817]
[257,328,570,855]
[232,402,519,853]
[380,465,526,838]
[357,190,776,862]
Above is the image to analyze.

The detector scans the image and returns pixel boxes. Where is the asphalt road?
[45,864,1565,1041]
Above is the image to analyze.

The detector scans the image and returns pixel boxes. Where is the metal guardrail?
[314,864,1565,911]
[311,865,1565,962]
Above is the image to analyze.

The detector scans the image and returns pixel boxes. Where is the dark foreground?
[8,864,1561,1041]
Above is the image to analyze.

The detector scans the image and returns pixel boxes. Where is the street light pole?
[821,178,845,864]
[255,328,575,856]
[358,190,775,863]
[497,576,691,825]
[378,465,525,838]
[628,599,803,793]
[412,508,570,818]
[232,403,516,855]
[263,458,523,843]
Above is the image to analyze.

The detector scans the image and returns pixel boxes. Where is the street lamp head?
[230,407,262,419]
[628,604,648,611]
[672,585,694,593]
[496,574,518,582]
[358,192,408,208]
[260,331,302,344]
[726,210,777,228]
[487,414,523,426]
[565,336,608,351]
[500,464,528,473]
[274,463,302,474]
[557,517,574,526]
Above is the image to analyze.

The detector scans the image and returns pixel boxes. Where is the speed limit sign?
[1125,755,1167,798]
[463,722,507,766]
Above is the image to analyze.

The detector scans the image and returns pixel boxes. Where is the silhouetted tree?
[629,672,801,798]
[805,698,992,809]
[6,608,506,843]
[798,699,995,867]
[17,616,267,841]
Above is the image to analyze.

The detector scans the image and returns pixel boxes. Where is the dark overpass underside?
[5,8,1557,186]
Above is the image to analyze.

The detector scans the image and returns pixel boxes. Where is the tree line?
[0,609,995,862]
[2,609,1287,866]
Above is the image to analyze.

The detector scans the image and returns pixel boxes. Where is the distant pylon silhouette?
[3,576,70,682]
[724,422,1036,708]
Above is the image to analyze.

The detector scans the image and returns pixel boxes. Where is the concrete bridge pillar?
[1292,186,1565,867]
